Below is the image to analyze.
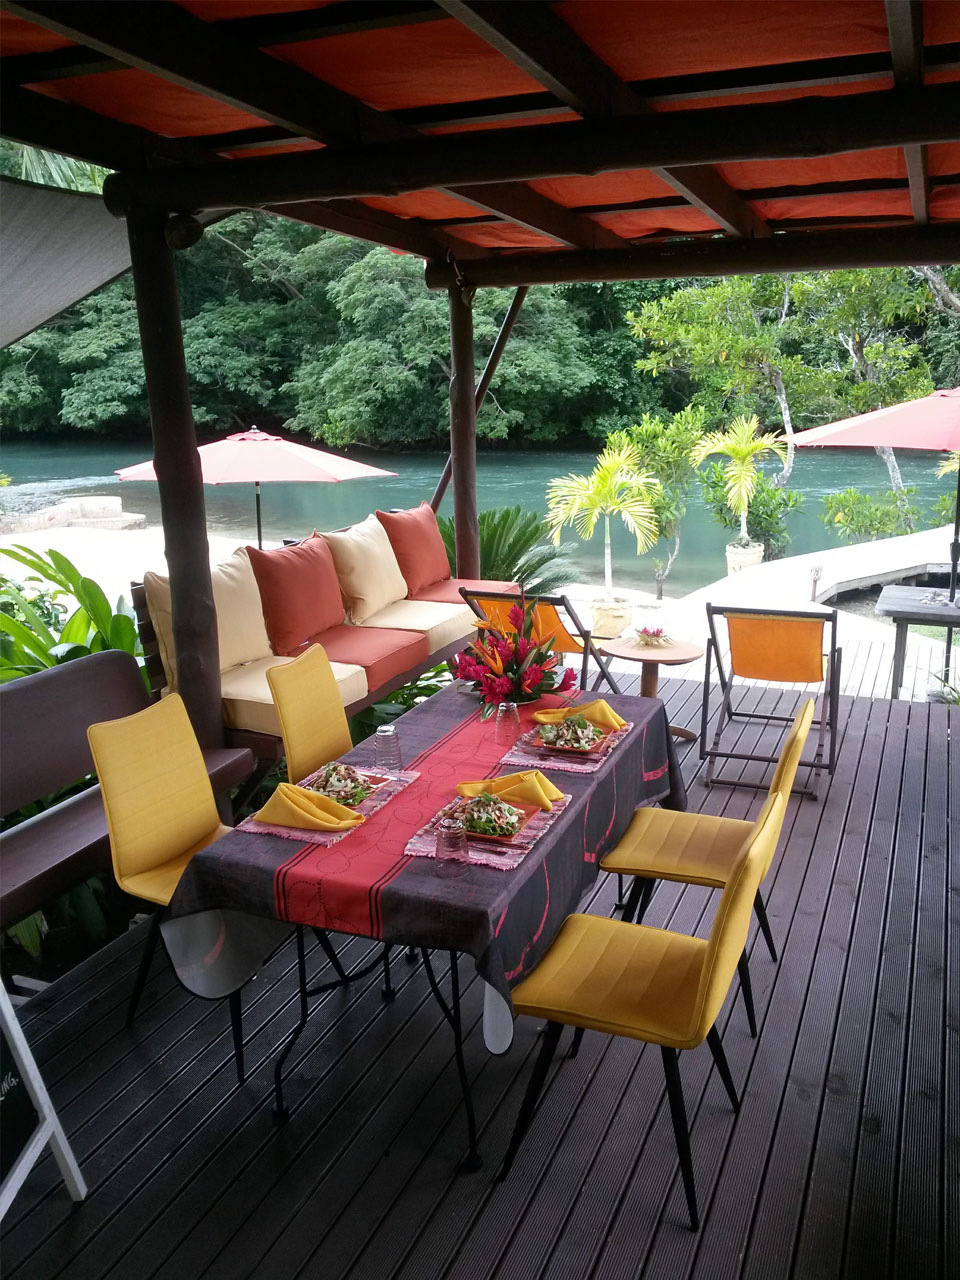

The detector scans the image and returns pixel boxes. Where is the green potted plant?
[546,431,659,638]
[692,414,786,574]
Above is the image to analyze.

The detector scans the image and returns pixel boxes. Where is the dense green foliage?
[0,545,142,680]
[437,505,573,594]
[0,196,682,447]
[822,488,925,541]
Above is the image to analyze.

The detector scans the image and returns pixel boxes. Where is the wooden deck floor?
[3,677,957,1280]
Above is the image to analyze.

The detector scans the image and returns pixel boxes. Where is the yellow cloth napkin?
[532,699,626,730]
[254,782,365,831]
[456,770,564,812]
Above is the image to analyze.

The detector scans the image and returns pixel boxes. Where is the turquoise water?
[1,438,953,596]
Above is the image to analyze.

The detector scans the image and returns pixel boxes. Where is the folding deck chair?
[700,604,841,798]
[458,589,621,694]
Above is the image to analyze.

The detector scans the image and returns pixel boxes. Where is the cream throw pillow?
[322,514,409,624]
[143,547,273,689]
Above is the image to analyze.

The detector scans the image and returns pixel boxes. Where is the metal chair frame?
[699,604,841,799]
[458,589,621,694]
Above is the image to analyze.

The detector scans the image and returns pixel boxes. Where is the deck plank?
[2,685,955,1280]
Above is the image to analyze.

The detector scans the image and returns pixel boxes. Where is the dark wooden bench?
[0,649,254,933]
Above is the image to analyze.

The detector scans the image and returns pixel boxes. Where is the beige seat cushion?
[357,600,475,654]
[220,656,367,737]
[321,515,409,624]
[143,548,272,690]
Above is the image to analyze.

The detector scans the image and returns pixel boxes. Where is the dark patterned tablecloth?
[169,685,685,1004]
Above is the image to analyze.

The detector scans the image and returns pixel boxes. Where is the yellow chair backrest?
[769,698,815,800]
[693,791,787,1041]
[266,644,353,784]
[471,596,584,655]
[726,613,826,683]
[87,693,221,885]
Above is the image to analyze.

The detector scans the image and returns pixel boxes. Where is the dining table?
[161,683,686,1168]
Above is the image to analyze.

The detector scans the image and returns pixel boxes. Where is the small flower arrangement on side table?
[634,625,673,647]
[452,596,578,718]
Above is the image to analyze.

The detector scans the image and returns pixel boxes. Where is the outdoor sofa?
[135,502,516,762]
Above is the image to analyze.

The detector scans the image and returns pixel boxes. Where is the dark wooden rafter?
[436,0,768,238]
[422,224,960,288]
[2,0,627,251]
[265,198,484,260]
[100,84,960,213]
[885,0,929,224]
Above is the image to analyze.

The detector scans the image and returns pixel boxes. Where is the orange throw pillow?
[247,536,345,656]
[376,502,451,596]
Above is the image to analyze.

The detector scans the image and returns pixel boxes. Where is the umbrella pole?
[255,479,263,549]
[945,468,959,683]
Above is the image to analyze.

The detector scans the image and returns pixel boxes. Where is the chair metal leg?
[273,926,309,1122]
[705,1026,739,1113]
[615,873,626,911]
[661,1047,699,1231]
[406,945,418,963]
[229,989,245,1085]
[381,944,396,1002]
[737,951,758,1038]
[421,950,482,1171]
[500,1020,563,1181]
[568,1026,585,1059]
[126,907,163,1027]
[621,876,655,925]
[313,928,348,982]
[754,890,778,962]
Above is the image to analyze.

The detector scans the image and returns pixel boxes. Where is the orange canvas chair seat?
[459,589,620,693]
[700,604,840,798]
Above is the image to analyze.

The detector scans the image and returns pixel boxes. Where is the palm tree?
[936,451,959,477]
[692,414,787,545]
[546,431,659,594]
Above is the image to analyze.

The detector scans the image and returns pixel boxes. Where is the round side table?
[599,637,704,741]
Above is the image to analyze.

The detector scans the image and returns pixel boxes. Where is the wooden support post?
[125,204,223,747]
[430,284,527,512]
[447,283,480,577]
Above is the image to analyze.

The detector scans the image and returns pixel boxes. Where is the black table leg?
[273,925,309,1122]
[421,948,482,1171]
[891,621,908,698]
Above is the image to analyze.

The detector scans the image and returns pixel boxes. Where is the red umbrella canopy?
[794,388,960,452]
[115,427,398,484]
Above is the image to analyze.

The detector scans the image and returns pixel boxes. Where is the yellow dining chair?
[701,604,839,797]
[500,793,786,1230]
[266,643,397,994]
[265,644,354,785]
[87,694,245,1079]
[602,699,813,1008]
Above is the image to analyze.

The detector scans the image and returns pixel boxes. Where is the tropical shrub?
[0,546,142,680]
[821,488,921,541]
[545,431,659,594]
[438,505,574,595]
[692,414,787,547]
[700,464,802,560]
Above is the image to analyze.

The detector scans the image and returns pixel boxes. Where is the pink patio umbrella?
[116,426,398,547]
[795,386,960,666]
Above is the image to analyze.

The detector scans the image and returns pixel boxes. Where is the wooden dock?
[2,674,957,1280]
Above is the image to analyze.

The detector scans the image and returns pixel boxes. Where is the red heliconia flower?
[494,636,515,663]
[515,636,532,661]
[491,674,515,699]
[507,602,525,631]
[521,662,544,693]
[557,667,577,693]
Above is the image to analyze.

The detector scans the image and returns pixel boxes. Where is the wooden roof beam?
[4,0,627,251]
[422,225,960,288]
[436,0,769,238]
[885,0,929,224]
[263,198,482,259]
[102,85,960,213]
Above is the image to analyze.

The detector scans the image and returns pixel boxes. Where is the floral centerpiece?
[634,625,672,647]
[452,596,577,717]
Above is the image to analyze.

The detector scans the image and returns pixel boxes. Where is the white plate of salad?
[534,715,607,753]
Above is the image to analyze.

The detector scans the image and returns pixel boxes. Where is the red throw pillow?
[376,502,451,596]
[247,535,345,655]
